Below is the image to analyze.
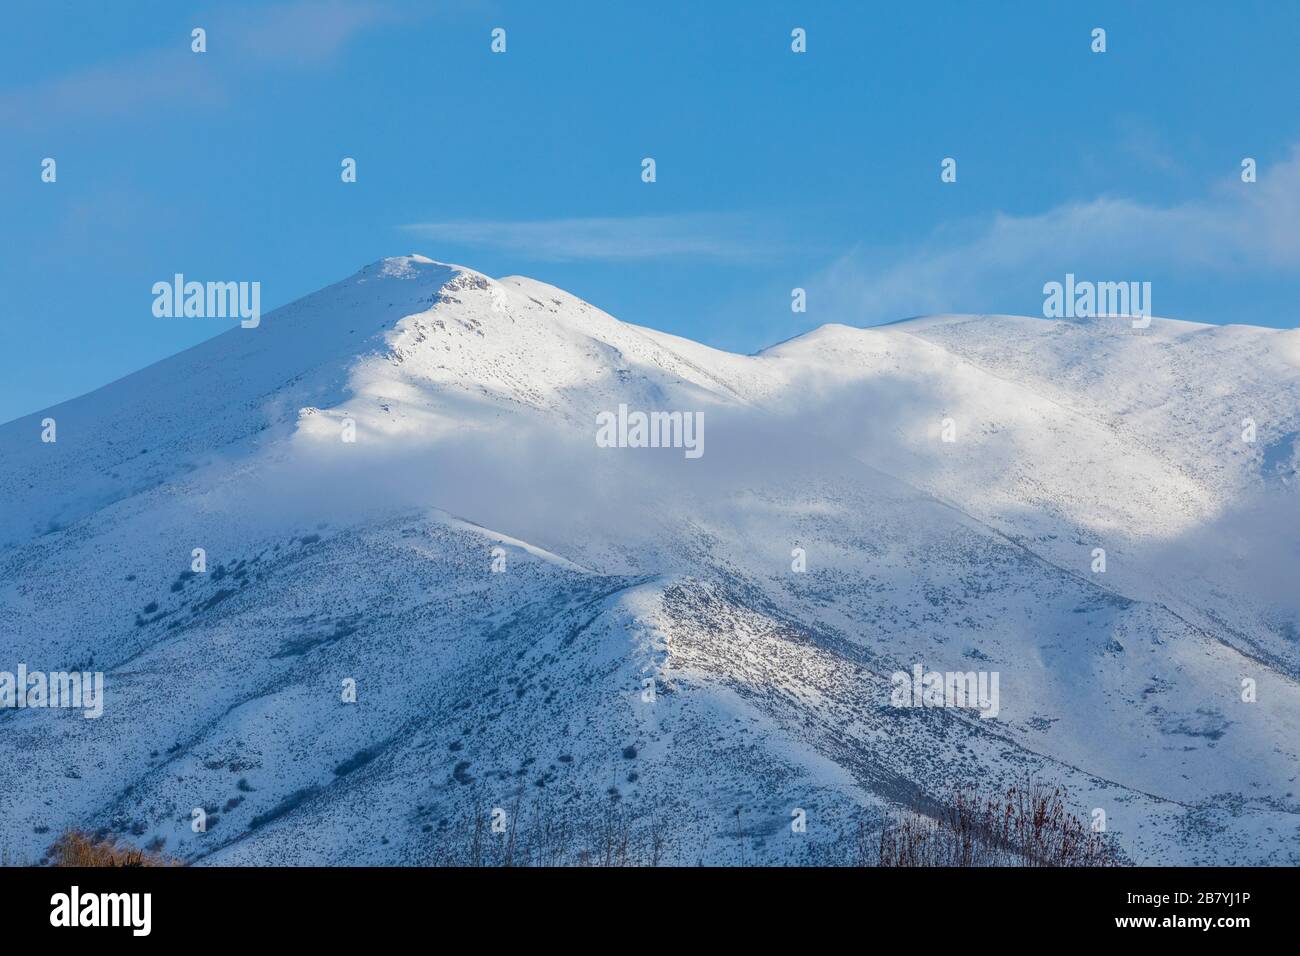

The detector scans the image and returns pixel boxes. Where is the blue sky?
[2,0,1299,422]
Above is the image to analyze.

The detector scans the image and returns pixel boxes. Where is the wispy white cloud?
[0,48,225,124]
[0,0,401,125]
[817,146,1300,324]
[231,0,402,65]
[400,214,781,262]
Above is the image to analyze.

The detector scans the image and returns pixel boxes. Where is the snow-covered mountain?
[2,255,1298,865]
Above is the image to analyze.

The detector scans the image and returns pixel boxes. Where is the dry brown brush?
[864,781,1120,867]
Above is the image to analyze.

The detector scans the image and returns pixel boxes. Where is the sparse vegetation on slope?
[46,830,178,867]
[859,782,1119,867]
[427,793,672,867]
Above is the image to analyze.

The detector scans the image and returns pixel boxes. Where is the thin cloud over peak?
[816,145,1300,326]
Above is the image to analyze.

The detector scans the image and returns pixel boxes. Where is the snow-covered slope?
[2,256,1297,865]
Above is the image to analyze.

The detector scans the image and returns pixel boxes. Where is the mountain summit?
[2,257,1297,865]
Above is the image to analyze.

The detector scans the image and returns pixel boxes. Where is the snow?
[1,256,1297,865]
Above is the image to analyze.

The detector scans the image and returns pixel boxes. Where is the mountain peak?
[353,253,470,283]
[2,255,1298,867]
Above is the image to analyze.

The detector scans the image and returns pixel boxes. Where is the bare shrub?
[872,781,1119,867]
[47,830,178,867]
[429,793,673,867]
